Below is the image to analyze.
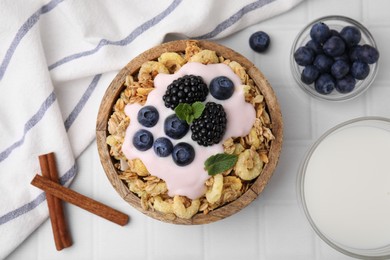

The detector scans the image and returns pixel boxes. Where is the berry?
[330,29,340,37]
[164,114,189,139]
[315,73,335,95]
[294,21,380,95]
[209,76,234,100]
[310,22,331,43]
[306,40,323,54]
[133,129,153,151]
[313,54,334,73]
[336,75,356,94]
[358,44,379,64]
[323,36,346,57]
[249,31,270,53]
[153,137,173,157]
[294,46,315,66]
[331,60,350,79]
[351,61,370,80]
[301,65,320,84]
[163,75,208,109]
[340,26,361,47]
[137,106,159,127]
[334,53,350,63]
[191,102,227,147]
[349,45,362,62]
[172,142,195,166]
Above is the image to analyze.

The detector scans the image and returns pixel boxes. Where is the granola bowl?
[290,15,379,101]
[96,40,283,224]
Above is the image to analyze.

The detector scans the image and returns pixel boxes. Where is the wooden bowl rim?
[96,40,283,225]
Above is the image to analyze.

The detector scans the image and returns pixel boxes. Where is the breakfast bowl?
[290,15,379,101]
[297,117,390,259]
[96,40,283,224]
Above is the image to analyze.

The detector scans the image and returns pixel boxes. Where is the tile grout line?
[91,147,97,260]
[255,204,259,260]
[146,218,152,260]
[203,223,209,260]
[258,204,265,260]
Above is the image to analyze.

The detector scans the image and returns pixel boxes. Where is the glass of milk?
[298,117,390,259]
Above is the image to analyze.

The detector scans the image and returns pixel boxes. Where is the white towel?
[0,0,303,257]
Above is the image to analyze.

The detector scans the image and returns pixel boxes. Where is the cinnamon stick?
[31,174,129,226]
[46,153,73,248]
[39,153,72,250]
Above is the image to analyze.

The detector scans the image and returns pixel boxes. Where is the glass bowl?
[297,117,390,259]
[290,16,379,101]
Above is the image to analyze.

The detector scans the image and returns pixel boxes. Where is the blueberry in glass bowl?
[290,16,380,101]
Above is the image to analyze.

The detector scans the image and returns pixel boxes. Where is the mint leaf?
[174,103,192,122]
[186,114,194,124]
[174,102,205,124]
[192,102,205,119]
[204,153,238,176]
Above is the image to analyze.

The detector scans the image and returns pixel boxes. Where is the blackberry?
[191,102,227,147]
[162,75,208,109]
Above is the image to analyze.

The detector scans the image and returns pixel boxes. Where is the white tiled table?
[7,0,390,259]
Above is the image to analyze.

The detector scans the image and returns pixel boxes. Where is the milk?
[303,125,390,250]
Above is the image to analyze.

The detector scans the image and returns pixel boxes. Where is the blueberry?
[209,76,234,100]
[137,106,159,127]
[249,31,270,53]
[301,65,320,84]
[310,22,331,44]
[331,60,350,79]
[334,53,350,63]
[340,26,361,47]
[358,44,379,64]
[294,46,315,66]
[351,61,370,80]
[313,54,334,73]
[349,45,362,62]
[172,142,195,166]
[330,29,340,37]
[323,36,346,57]
[153,137,173,157]
[164,114,189,139]
[336,74,356,94]
[133,129,153,151]
[305,39,323,54]
[315,73,335,95]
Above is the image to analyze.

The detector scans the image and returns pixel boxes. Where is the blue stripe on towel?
[0,92,57,163]
[0,0,64,81]
[64,74,102,131]
[0,73,100,224]
[0,163,77,225]
[48,0,183,71]
[194,0,275,39]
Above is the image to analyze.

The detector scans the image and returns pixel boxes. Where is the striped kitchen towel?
[0,0,303,257]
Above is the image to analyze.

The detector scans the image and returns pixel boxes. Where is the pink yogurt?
[122,62,256,199]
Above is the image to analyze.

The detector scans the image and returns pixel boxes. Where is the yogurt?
[304,124,390,250]
[122,62,256,199]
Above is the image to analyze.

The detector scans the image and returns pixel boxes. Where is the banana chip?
[206,174,223,204]
[235,149,264,181]
[173,196,200,219]
[138,61,169,87]
[158,52,186,73]
[153,196,174,214]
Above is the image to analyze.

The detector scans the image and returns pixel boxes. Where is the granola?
[107,40,275,220]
